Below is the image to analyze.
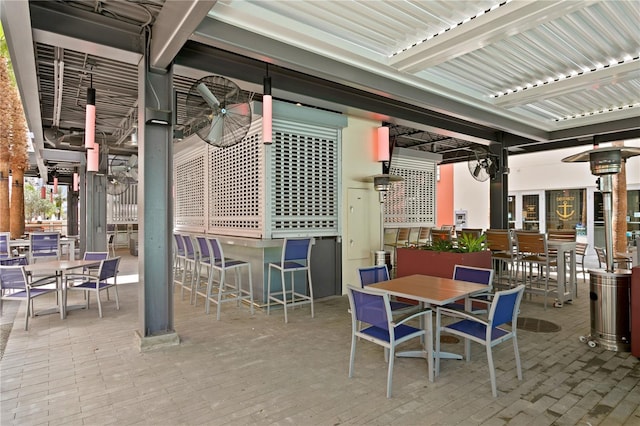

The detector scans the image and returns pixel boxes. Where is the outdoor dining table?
[369,274,487,380]
[25,259,100,319]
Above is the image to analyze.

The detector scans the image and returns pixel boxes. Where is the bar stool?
[193,235,212,307]
[204,237,254,320]
[267,238,314,323]
[179,234,198,302]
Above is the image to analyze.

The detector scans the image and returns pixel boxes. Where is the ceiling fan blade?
[197,83,220,108]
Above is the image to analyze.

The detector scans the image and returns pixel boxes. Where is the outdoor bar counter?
[177,232,340,306]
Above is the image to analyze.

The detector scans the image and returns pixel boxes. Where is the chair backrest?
[395,228,410,243]
[515,231,546,255]
[207,237,228,267]
[485,229,512,253]
[488,285,525,329]
[83,251,109,261]
[282,238,312,263]
[173,233,185,256]
[431,229,452,242]
[347,285,391,332]
[0,265,28,291]
[195,236,211,262]
[98,257,120,281]
[416,227,431,245]
[453,265,493,291]
[0,257,28,266]
[0,232,10,258]
[547,229,577,242]
[30,232,60,257]
[576,242,588,257]
[358,265,390,287]
[594,246,606,267]
[182,234,196,258]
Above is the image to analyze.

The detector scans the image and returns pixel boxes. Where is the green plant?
[456,232,486,253]
[420,233,486,253]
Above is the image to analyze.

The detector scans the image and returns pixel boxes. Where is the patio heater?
[366,174,403,270]
[562,146,640,351]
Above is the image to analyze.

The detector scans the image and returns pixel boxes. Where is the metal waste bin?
[374,250,392,272]
[586,269,631,351]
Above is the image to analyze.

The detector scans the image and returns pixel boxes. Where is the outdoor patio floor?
[1,252,639,425]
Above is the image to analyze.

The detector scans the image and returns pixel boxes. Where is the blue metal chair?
[435,285,525,397]
[358,265,419,314]
[0,232,11,260]
[446,264,494,313]
[267,238,314,323]
[204,237,254,320]
[193,235,212,307]
[65,257,121,318]
[0,265,57,330]
[179,234,198,302]
[29,232,61,263]
[172,233,186,276]
[347,285,433,398]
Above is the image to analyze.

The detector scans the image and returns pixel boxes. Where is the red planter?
[396,247,492,279]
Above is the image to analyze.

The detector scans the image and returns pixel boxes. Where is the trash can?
[587,269,632,351]
[374,250,392,272]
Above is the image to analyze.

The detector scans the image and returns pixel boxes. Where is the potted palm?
[396,232,492,278]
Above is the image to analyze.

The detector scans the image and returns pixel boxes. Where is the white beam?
[389,1,595,73]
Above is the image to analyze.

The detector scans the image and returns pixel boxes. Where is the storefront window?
[522,194,539,231]
[545,189,586,235]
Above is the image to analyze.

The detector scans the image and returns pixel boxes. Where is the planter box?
[396,247,492,279]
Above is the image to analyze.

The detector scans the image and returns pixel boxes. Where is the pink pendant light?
[262,71,273,145]
[376,126,390,162]
[53,175,58,193]
[73,172,79,192]
[84,86,96,149]
[87,143,99,172]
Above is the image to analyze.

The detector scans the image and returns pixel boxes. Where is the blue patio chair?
[435,284,525,397]
[446,264,494,313]
[347,285,433,398]
[204,237,254,320]
[267,238,314,323]
[65,257,121,318]
[178,234,198,303]
[193,235,212,307]
[29,232,61,263]
[358,265,419,315]
[0,232,11,260]
[0,265,57,330]
[173,233,186,275]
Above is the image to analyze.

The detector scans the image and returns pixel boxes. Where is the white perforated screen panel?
[387,156,437,226]
[208,122,263,235]
[269,120,340,237]
[175,150,206,228]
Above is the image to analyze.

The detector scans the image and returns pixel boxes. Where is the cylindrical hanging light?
[376,126,390,162]
[53,175,58,193]
[87,143,99,172]
[73,172,79,192]
[262,72,272,145]
[41,186,46,199]
[85,86,96,149]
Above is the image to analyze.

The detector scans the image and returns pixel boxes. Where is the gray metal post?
[489,143,509,229]
[135,47,178,349]
[85,160,107,252]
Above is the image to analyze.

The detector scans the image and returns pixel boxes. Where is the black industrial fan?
[468,151,497,182]
[185,75,252,148]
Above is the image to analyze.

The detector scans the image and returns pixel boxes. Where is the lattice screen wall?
[175,148,206,228]
[268,120,340,238]
[387,155,438,226]
[208,120,263,236]
[174,106,342,238]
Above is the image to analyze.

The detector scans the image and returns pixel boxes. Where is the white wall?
[453,139,640,232]
[340,116,383,293]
